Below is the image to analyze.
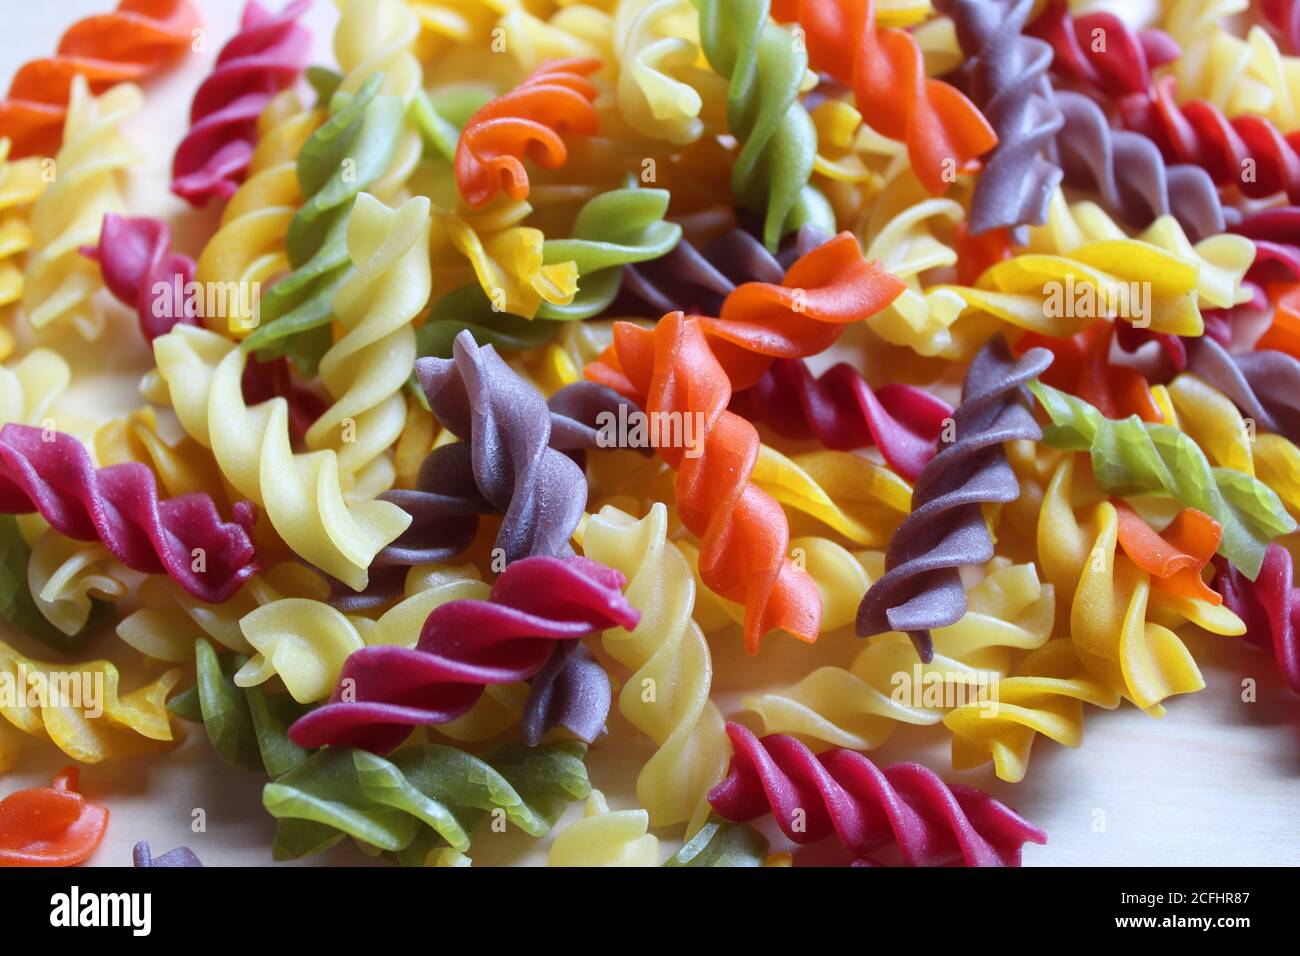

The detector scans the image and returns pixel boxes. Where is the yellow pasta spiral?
[0,139,45,360]
[581,503,728,834]
[26,531,129,637]
[22,77,139,341]
[547,789,659,866]
[0,347,70,427]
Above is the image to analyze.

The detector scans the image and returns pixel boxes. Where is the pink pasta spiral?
[708,723,1047,866]
[1214,545,1300,696]
[81,213,196,341]
[170,0,311,205]
[1028,0,1178,98]
[288,556,640,754]
[730,358,951,482]
[0,424,257,603]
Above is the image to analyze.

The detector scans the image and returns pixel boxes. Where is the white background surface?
[0,0,1296,867]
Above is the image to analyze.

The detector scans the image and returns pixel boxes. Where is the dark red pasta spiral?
[1214,545,1300,695]
[729,358,951,481]
[1028,0,1179,98]
[708,723,1047,866]
[171,0,311,205]
[0,424,257,603]
[288,556,640,754]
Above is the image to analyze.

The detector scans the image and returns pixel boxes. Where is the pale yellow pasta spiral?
[0,139,45,360]
[150,323,412,591]
[547,790,659,866]
[0,347,70,427]
[580,502,728,834]
[27,531,130,637]
[306,192,431,498]
[22,77,139,340]
[611,0,710,144]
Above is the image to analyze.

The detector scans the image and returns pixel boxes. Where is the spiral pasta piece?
[194,89,325,334]
[81,213,196,341]
[455,58,600,208]
[0,141,44,360]
[1029,0,1178,99]
[170,0,311,205]
[692,0,830,249]
[943,637,1120,783]
[22,77,139,341]
[0,768,108,864]
[0,638,181,768]
[708,722,1047,866]
[611,0,710,144]
[858,338,1051,661]
[548,789,659,865]
[773,0,996,200]
[1187,336,1300,447]
[1214,544,1300,694]
[748,560,1055,750]
[0,424,257,604]
[26,530,129,638]
[151,323,412,592]
[0,0,198,159]
[581,503,728,833]
[0,347,70,429]
[586,311,822,653]
[263,741,591,862]
[935,0,1062,235]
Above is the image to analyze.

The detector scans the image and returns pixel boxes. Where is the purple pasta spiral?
[287,556,640,754]
[81,213,197,341]
[1049,90,1229,241]
[1187,337,1300,445]
[856,338,1052,661]
[0,425,258,604]
[936,0,1063,236]
[133,841,203,867]
[171,0,312,205]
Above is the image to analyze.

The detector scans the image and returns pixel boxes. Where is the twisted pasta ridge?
[263,741,591,862]
[1028,0,1179,99]
[0,424,257,604]
[2,516,84,654]
[22,77,139,340]
[0,769,108,864]
[1016,325,1161,423]
[288,556,638,753]
[772,0,996,200]
[692,0,829,249]
[0,141,44,360]
[586,311,822,653]
[857,338,1051,661]
[611,0,709,144]
[171,0,311,205]
[81,213,196,341]
[748,560,1055,750]
[0,638,181,767]
[1264,0,1300,55]
[663,816,774,866]
[26,530,129,638]
[1214,544,1300,694]
[1187,336,1300,446]
[132,841,202,867]
[730,358,951,481]
[1037,457,1223,713]
[548,789,659,865]
[1050,89,1229,242]
[1030,379,1297,579]
[304,192,431,497]
[582,503,728,833]
[708,722,1047,866]
[944,638,1120,783]
[0,0,198,159]
[455,58,600,209]
[935,0,1062,234]
[0,347,70,429]
[151,324,412,592]
[194,89,324,334]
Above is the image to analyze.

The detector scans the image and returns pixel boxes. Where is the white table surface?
[0,0,1296,867]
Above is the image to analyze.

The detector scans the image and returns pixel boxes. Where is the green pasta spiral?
[1030,381,1297,579]
[691,0,833,250]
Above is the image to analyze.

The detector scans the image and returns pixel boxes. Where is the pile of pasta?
[0,0,1297,869]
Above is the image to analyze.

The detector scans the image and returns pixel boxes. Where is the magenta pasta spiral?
[707,723,1047,866]
[935,0,1062,235]
[0,424,257,604]
[1214,545,1300,696]
[171,0,311,205]
[856,337,1051,661]
[288,555,640,754]
[81,213,197,341]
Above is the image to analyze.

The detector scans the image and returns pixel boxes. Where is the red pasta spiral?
[0,0,200,159]
[454,58,600,208]
[81,213,197,341]
[699,231,905,391]
[1214,545,1300,696]
[287,556,640,754]
[0,424,257,604]
[708,723,1047,866]
[1028,0,1178,99]
[171,0,311,205]
[729,358,951,481]
[587,311,822,653]
[771,0,997,196]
